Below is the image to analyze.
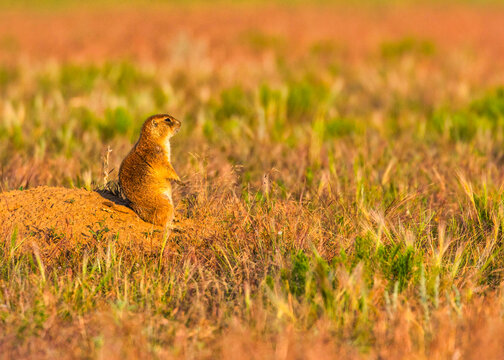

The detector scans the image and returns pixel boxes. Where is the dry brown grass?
[2,2,504,359]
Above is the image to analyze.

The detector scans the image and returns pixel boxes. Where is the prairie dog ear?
[151,114,171,126]
[151,116,163,127]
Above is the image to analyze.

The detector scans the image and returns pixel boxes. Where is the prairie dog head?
[140,114,181,143]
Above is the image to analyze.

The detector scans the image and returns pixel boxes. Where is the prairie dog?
[119,114,181,226]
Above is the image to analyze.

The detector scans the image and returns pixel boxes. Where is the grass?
[2,25,504,359]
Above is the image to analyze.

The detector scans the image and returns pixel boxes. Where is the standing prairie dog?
[119,114,181,227]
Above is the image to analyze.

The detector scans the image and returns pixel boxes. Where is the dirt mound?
[0,186,166,257]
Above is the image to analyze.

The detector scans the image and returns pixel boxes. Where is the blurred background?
[1,0,504,190]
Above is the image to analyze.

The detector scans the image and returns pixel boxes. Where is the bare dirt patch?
[0,186,165,256]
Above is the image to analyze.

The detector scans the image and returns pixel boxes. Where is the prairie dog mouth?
[173,121,181,133]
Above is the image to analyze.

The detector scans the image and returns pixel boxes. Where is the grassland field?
[2,2,504,359]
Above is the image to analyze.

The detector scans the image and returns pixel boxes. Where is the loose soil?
[0,186,166,257]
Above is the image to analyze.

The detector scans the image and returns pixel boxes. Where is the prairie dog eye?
[164,117,172,124]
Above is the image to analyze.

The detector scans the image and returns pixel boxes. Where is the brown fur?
[119,114,181,226]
